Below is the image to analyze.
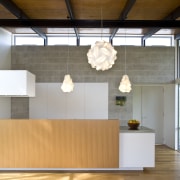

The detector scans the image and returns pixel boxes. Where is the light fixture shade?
[119,74,132,93]
[61,74,74,92]
[87,40,117,71]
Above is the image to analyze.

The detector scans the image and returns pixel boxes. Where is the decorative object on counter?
[116,96,126,106]
[119,30,132,93]
[87,5,117,71]
[128,119,140,130]
[61,74,74,92]
[87,40,117,71]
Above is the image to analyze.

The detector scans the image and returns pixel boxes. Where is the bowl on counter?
[128,120,140,130]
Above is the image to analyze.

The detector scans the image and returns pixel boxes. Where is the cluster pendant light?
[87,5,117,71]
[87,40,117,71]
[61,27,74,93]
[119,35,132,93]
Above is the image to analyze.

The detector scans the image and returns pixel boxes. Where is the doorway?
[133,86,164,144]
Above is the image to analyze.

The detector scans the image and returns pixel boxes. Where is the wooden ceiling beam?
[142,6,180,45]
[0,0,47,40]
[0,19,179,28]
[64,0,80,45]
[110,0,136,42]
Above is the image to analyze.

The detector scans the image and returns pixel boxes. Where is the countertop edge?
[120,126,155,133]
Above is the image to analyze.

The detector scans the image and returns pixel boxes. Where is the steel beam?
[65,0,80,45]
[142,6,180,43]
[0,19,179,28]
[0,0,47,39]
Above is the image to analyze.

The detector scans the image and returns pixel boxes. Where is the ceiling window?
[13,35,174,47]
[145,36,174,46]
[14,36,44,46]
[80,37,109,46]
[47,36,76,46]
[113,36,142,46]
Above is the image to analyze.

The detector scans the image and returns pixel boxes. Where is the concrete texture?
[11,46,175,120]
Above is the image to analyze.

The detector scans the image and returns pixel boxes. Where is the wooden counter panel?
[0,119,119,168]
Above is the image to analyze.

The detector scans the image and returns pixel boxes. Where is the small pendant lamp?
[61,74,74,92]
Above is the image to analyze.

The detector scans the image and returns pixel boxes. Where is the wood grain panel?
[71,0,126,20]
[0,145,179,180]
[128,0,180,20]
[13,0,68,19]
[0,119,119,168]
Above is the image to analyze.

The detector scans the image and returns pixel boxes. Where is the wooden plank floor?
[0,145,180,180]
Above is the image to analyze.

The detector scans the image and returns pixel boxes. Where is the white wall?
[133,84,177,148]
[133,85,164,144]
[0,28,12,118]
[164,84,176,149]
[0,28,11,69]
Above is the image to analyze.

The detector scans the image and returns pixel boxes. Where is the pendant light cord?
[124,30,127,74]
[67,30,69,73]
[100,1,103,40]
[67,17,70,74]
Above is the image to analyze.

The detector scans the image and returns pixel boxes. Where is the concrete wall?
[11,46,175,120]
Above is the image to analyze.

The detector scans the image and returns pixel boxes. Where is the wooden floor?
[0,145,180,180]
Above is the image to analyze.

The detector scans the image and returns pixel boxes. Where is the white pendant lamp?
[119,34,132,93]
[61,27,74,93]
[119,74,132,93]
[61,74,74,92]
[87,40,117,71]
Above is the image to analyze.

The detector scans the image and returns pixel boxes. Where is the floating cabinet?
[0,70,35,97]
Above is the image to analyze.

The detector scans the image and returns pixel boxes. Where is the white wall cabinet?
[30,83,108,119]
[0,70,35,97]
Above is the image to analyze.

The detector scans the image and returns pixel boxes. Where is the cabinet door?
[30,83,108,119]
[133,86,164,144]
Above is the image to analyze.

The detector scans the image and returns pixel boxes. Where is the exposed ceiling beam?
[142,6,180,42]
[0,0,47,39]
[0,19,179,28]
[110,0,136,41]
[64,0,80,45]
[165,6,180,20]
